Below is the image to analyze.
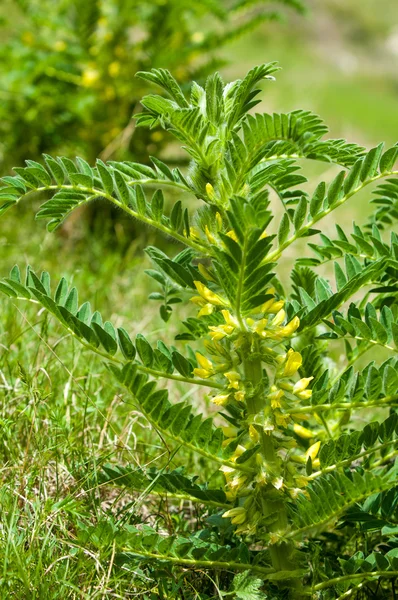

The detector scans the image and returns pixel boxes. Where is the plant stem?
[243,348,303,595]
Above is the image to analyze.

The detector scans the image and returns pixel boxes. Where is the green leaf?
[136,334,154,368]
[278,213,290,245]
[232,571,264,600]
[114,171,130,205]
[117,328,136,360]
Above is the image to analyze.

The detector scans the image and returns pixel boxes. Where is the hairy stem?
[243,349,302,594]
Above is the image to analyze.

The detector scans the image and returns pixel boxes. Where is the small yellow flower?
[222,507,247,524]
[206,182,216,200]
[234,390,246,402]
[216,212,223,229]
[195,353,213,371]
[205,225,217,244]
[198,303,214,317]
[224,371,241,390]
[259,229,268,239]
[295,475,310,488]
[81,68,100,87]
[269,388,284,409]
[194,281,227,306]
[193,368,211,379]
[293,377,313,394]
[272,477,284,490]
[221,310,239,329]
[297,389,312,400]
[279,316,300,337]
[306,441,321,462]
[249,424,260,443]
[189,227,202,241]
[211,394,230,406]
[208,324,234,341]
[271,309,286,327]
[226,230,238,242]
[293,423,313,439]
[108,61,121,77]
[275,412,290,428]
[283,349,303,377]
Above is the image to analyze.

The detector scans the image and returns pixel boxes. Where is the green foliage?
[0,0,303,168]
[1,63,398,599]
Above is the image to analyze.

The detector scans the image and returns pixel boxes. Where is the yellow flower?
[205,225,217,244]
[198,303,214,317]
[259,229,268,239]
[306,441,321,462]
[283,349,303,377]
[293,423,313,439]
[108,61,121,77]
[268,300,285,314]
[206,182,216,201]
[297,389,312,400]
[271,309,286,327]
[211,394,230,406]
[293,377,313,394]
[272,477,284,490]
[224,371,241,390]
[269,388,284,409]
[216,212,223,229]
[221,310,239,329]
[249,424,260,443]
[81,68,100,87]
[193,368,212,379]
[234,390,246,402]
[195,353,213,371]
[226,230,238,242]
[275,412,290,428]
[278,316,300,337]
[194,281,227,306]
[208,324,234,341]
[222,507,247,524]
[188,227,202,241]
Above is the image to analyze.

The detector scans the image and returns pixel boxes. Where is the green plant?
[1,64,398,598]
[0,0,304,169]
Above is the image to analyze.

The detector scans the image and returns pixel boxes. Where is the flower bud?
[293,423,313,439]
[194,281,227,306]
[222,507,247,524]
[293,377,313,394]
[306,440,321,461]
[195,352,213,371]
[206,182,216,201]
[271,309,286,327]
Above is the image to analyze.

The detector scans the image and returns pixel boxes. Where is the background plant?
[0,0,304,170]
[1,64,397,598]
